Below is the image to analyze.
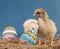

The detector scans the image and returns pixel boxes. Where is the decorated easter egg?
[19,31,37,45]
[2,26,17,41]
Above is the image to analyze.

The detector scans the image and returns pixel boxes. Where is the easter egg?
[19,32,37,45]
[2,26,17,41]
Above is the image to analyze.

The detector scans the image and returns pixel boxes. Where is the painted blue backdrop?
[0,0,60,37]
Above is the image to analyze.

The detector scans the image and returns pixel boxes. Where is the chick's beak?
[33,13,39,17]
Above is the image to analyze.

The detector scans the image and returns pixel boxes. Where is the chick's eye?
[36,12,41,14]
[32,28,34,29]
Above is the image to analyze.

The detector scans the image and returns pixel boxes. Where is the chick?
[23,19,39,34]
[33,8,57,45]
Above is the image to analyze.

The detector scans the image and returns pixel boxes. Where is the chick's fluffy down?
[23,19,39,33]
[38,18,57,38]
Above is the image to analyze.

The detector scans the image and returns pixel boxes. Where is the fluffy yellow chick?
[33,8,57,45]
[23,19,39,33]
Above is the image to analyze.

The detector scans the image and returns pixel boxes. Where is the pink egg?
[19,39,26,44]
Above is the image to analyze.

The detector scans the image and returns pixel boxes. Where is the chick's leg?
[50,32,56,46]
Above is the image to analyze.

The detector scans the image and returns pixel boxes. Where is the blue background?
[0,0,60,37]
